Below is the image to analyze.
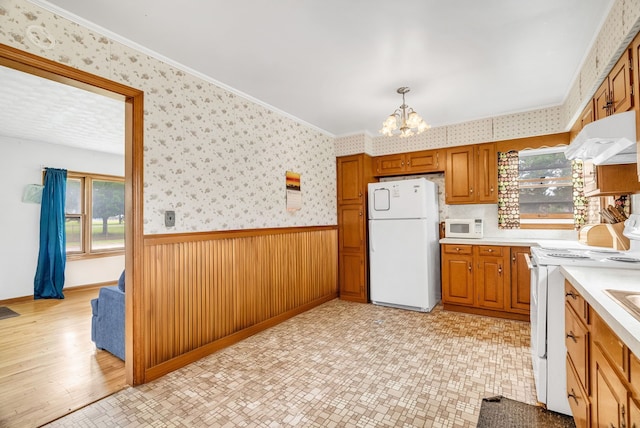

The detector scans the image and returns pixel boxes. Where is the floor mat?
[477,396,575,428]
[0,306,20,320]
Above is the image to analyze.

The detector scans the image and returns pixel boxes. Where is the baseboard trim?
[144,292,338,382]
[0,281,117,305]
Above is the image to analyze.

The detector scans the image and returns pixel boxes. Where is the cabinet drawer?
[593,311,626,376]
[442,244,473,255]
[565,303,590,393]
[565,281,589,325]
[476,245,505,257]
[566,357,590,428]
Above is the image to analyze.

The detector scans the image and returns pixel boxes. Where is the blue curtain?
[34,168,67,299]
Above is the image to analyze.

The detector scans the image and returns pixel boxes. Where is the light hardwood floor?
[0,287,126,428]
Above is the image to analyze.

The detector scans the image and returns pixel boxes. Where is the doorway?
[0,42,143,424]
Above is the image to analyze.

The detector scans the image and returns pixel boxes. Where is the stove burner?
[607,256,640,263]
[547,253,590,259]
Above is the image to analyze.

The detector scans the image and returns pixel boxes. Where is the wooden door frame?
[0,43,144,385]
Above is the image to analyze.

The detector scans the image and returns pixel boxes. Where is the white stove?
[531,246,640,268]
[529,214,640,416]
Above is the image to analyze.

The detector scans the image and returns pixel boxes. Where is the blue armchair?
[90,271,125,360]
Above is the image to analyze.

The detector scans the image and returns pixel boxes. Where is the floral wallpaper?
[0,0,336,234]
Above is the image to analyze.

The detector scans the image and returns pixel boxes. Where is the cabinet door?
[594,78,611,120]
[337,155,363,205]
[580,99,595,129]
[630,397,640,428]
[476,250,507,310]
[407,149,443,173]
[593,343,629,428]
[565,303,590,393]
[476,143,497,203]
[445,146,475,204]
[632,33,640,172]
[610,49,633,115]
[508,247,530,314]
[566,357,591,428]
[375,153,406,176]
[337,205,365,253]
[441,250,474,306]
[339,253,366,301]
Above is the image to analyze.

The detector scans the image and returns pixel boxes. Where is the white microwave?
[444,218,484,239]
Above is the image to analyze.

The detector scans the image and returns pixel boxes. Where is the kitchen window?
[498,147,586,230]
[65,172,125,258]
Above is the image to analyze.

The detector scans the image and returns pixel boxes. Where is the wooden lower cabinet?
[476,246,508,310]
[339,253,365,300]
[509,247,531,314]
[593,342,629,428]
[565,281,640,428]
[441,245,474,305]
[440,244,528,320]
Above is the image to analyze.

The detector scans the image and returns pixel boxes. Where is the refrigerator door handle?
[369,222,374,252]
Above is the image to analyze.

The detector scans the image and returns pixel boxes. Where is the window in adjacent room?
[65,172,125,257]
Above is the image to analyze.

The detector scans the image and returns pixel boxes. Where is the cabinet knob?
[566,331,578,343]
[359,192,362,197]
[468,263,472,271]
[498,265,502,275]
[490,186,494,193]
[407,160,411,166]
[488,248,493,252]
[512,255,516,263]
[359,211,362,216]
[470,187,474,194]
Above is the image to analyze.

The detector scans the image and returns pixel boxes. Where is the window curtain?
[498,151,520,229]
[572,160,587,230]
[34,168,67,300]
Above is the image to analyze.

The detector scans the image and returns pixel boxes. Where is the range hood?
[565,110,638,165]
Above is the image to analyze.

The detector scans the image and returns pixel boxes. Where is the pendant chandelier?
[379,87,430,138]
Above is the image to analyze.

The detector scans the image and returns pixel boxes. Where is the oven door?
[528,254,548,404]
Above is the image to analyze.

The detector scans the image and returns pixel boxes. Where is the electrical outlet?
[165,210,175,227]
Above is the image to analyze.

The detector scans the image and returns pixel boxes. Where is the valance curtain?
[497,151,520,229]
[34,168,67,300]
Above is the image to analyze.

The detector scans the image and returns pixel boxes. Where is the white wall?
[0,136,125,300]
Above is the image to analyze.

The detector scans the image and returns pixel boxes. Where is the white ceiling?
[0,65,125,154]
[3,0,614,150]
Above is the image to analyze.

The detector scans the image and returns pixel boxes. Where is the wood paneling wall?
[141,226,337,381]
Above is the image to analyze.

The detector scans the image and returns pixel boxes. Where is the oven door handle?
[524,253,534,270]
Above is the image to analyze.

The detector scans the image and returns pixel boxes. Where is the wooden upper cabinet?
[581,99,595,129]
[594,77,611,121]
[374,149,444,176]
[445,146,475,203]
[337,154,364,205]
[610,49,634,114]
[583,160,640,196]
[476,143,497,203]
[375,153,406,176]
[445,144,497,204]
[594,49,633,120]
[407,149,443,172]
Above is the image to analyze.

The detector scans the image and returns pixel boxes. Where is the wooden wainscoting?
[141,226,338,381]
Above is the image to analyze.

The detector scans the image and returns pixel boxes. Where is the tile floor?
[47,299,536,427]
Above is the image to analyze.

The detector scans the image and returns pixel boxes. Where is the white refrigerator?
[368,178,441,312]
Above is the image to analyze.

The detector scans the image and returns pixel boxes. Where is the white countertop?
[439,237,591,248]
[560,266,640,358]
